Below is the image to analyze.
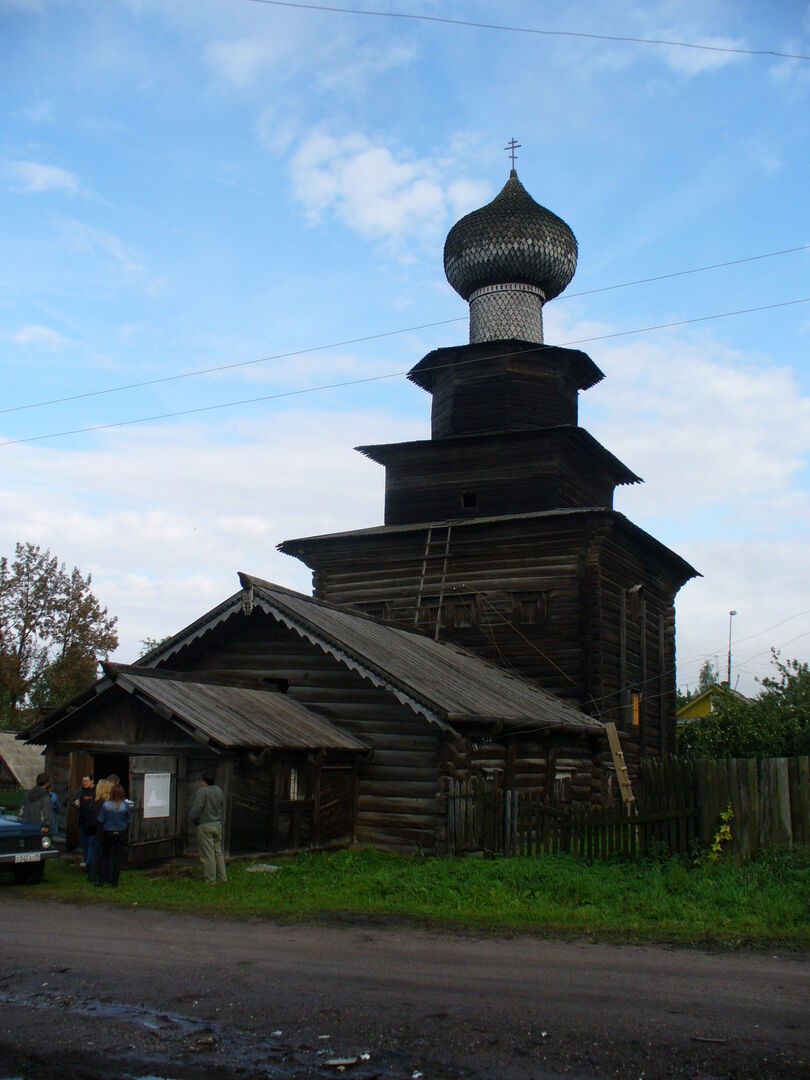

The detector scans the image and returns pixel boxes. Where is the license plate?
[14,852,41,863]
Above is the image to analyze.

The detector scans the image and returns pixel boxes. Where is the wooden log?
[797,756,810,848]
[773,758,792,850]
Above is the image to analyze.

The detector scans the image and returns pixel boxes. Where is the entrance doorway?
[93,753,130,794]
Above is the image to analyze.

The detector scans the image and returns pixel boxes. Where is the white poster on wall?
[143,772,171,819]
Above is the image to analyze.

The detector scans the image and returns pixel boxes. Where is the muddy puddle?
[0,987,402,1079]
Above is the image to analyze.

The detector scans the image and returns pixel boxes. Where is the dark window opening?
[355,600,392,621]
[627,583,644,619]
[512,591,550,627]
[461,491,478,509]
[417,602,441,628]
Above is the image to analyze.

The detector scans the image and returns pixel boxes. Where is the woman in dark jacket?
[97,784,130,888]
[85,779,112,883]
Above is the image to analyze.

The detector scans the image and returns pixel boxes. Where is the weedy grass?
[0,789,24,812]
[8,846,809,947]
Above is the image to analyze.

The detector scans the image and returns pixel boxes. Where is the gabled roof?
[0,731,44,789]
[238,574,601,735]
[28,666,367,753]
[676,684,751,722]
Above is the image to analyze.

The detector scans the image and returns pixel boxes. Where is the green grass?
[8,847,810,948]
[0,788,24,811]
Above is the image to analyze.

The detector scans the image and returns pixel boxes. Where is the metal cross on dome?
[505,138,521,168]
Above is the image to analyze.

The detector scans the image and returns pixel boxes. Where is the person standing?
[96,783,130,888]
[21,773,52,831]
[190,775,227,885]
[86,778,112,882]
[71,775,95,865]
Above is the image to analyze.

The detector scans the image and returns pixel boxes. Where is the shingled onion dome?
[443,169,578,345]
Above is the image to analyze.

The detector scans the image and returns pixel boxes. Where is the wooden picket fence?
[446,755,810,862]
[446,776,698,859]
[643,755,810,863]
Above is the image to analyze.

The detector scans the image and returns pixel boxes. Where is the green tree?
[0,542,118,728]
[678,652,810,760]
[138,635,172,658]
[697,659,719,692]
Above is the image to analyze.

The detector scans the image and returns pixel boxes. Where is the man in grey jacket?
[189,775,227,885]
[21,773,53,830]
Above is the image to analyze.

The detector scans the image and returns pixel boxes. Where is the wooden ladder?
[605,722,635,809]
[414,524,453,640]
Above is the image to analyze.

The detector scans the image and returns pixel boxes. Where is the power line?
[2,294,808,447]
[565,244,810,300]
[4,242,807,416]
[245,0,810,62]
[0,318,461,416]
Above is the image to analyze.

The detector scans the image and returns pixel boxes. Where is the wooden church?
[27,164,696,861]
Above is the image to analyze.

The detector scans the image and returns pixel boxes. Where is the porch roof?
[28,666,368,754]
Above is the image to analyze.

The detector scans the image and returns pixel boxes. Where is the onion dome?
[442,170,577,345]
[444,170,577,302]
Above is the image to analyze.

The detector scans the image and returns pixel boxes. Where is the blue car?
[0,808,60,884]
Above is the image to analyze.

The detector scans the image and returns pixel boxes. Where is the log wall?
[298,512,685,781]
[175,616,443,851]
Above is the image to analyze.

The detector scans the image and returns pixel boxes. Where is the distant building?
[677,685,751,727]
[0,731,45,792]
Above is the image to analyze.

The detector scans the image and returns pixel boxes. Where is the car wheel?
[14,863,45,885]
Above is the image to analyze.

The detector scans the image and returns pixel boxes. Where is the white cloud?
[769,52,810,99]
[586,335,810,530]
[654,35,748,76]
[12,324,70,349]
[205,37,287,87]
[289,132,490,249]
[56,218,144,275]
[0,408,422,663]
[4,159,79,194]
[18,99,55,124]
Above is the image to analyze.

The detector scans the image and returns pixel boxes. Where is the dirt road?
[0,899,807,1078]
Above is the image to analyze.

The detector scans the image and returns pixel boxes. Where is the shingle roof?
[444,170,577,302]
[114,668,368,751]
[0,731,45,789]
[240,575,602,734]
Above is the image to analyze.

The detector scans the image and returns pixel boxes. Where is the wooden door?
[128,755,178,866]
[67,751,94,852]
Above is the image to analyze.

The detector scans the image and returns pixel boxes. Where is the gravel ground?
[0,897,807,1079]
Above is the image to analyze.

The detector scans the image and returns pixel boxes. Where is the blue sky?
[1,0,809,696]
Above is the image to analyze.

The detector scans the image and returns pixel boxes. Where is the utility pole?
[727,610,737,687]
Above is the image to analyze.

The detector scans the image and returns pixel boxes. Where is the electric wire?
[245,0,810,62]
[446,583,810,733]
[3,294,809,448]
[5,242,807,417]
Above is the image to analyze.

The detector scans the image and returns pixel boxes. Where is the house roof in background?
[676,683,752,722]
[0,731,45,789]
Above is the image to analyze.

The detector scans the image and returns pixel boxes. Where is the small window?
[512,591,549,627]
[286,766,305,801]
[631,691,641,728]
[445,596,479,629]
[461,491,478,509]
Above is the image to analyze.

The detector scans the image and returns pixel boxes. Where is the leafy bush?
[678,653,810,760]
